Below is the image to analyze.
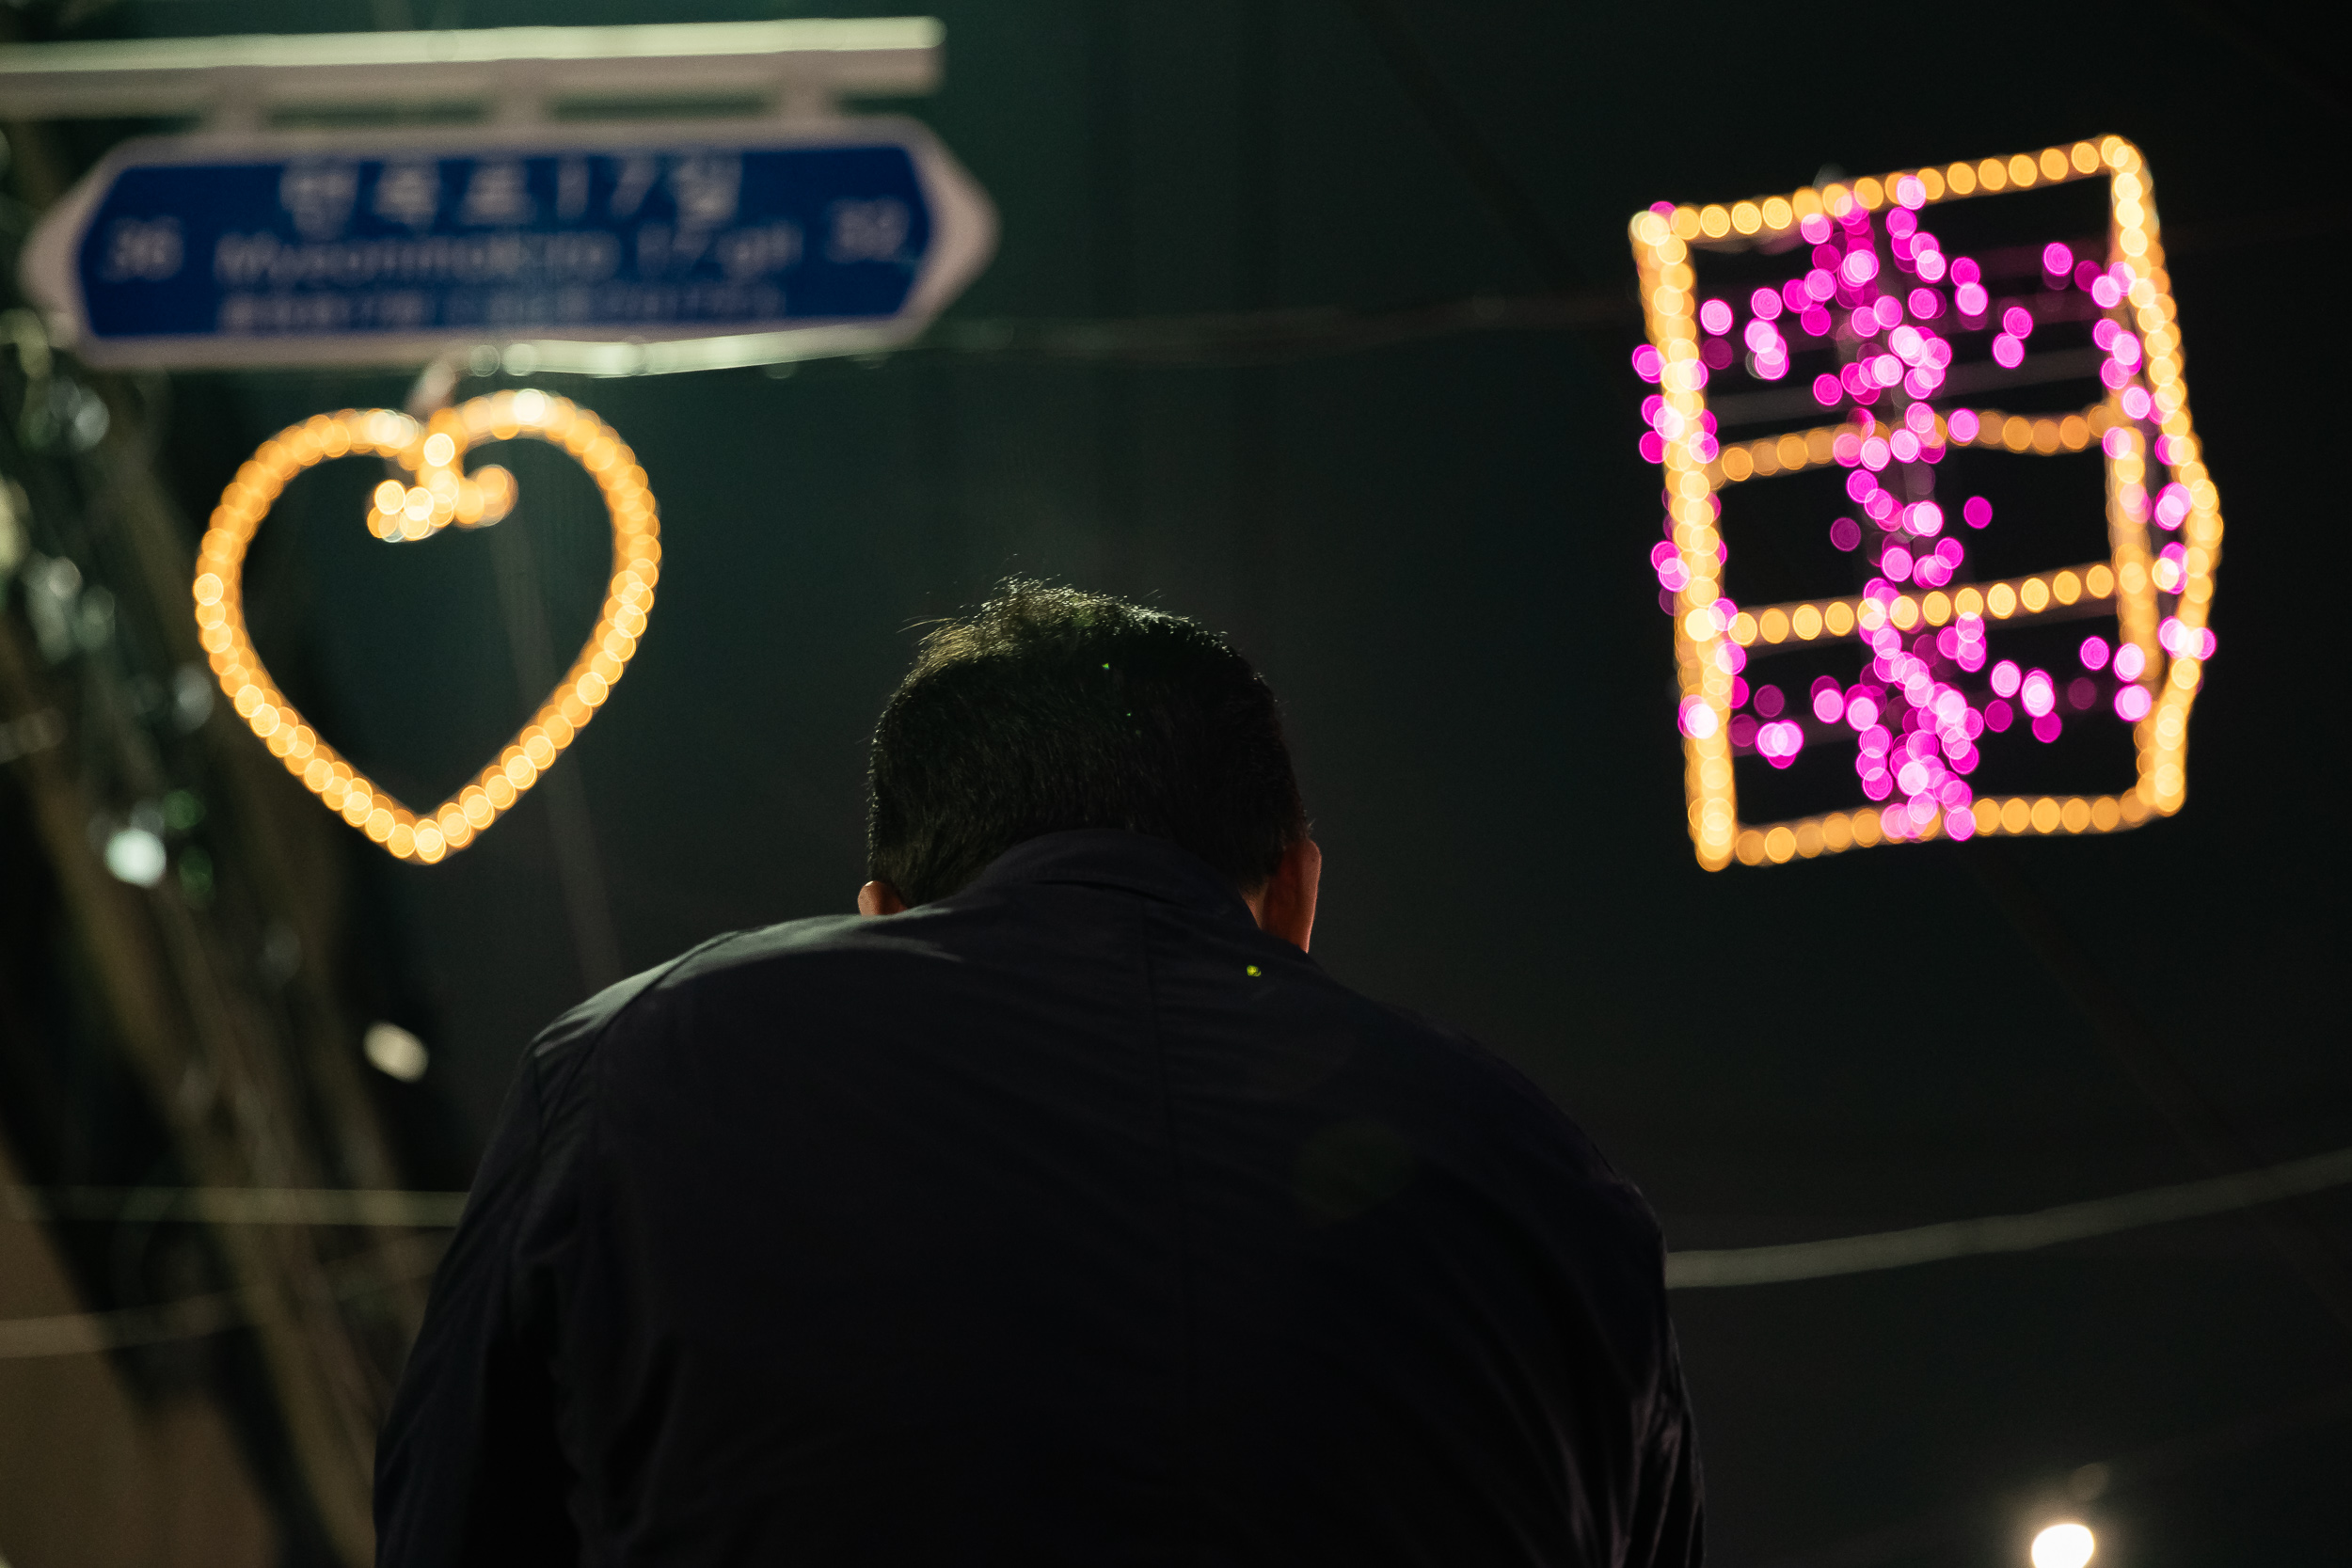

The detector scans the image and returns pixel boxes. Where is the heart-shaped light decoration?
[191,389,659,864]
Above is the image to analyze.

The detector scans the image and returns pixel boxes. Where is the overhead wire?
[1334,0,1588,293]
[454,208,2348,382]
[1666,1144,2352,1290]
[1968,841,2352,1340]
[6,1141,2349,1354]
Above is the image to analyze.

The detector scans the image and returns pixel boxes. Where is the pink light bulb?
[2020,671,2055,718]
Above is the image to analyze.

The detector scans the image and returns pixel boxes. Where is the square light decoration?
[1629,137,2221,869]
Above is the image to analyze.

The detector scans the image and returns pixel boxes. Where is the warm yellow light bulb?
[193,392,660,864]
[1639,140,2216,870]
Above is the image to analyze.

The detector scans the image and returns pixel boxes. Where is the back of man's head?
[866,582,1306,907]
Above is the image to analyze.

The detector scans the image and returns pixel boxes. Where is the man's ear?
[857,880,908,917]
[1255,838,1321,953]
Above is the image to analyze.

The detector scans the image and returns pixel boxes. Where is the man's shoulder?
[519,905,1642,1222]
[525,909,962,1059]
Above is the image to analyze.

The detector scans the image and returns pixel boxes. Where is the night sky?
[58,0,2352,1560]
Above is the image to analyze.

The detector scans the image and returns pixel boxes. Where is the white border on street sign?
[0,19,943,122]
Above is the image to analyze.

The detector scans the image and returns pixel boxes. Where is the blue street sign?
[22,119,994,368]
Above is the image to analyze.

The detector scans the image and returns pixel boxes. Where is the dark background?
[24,1,2352,1562]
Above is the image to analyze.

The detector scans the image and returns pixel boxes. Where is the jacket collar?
[965,830,1260,927]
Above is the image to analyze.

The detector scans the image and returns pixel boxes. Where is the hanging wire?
[8,1138,2350,1355]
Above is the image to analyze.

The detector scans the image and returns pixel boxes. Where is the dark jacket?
[375,829,1703,1565]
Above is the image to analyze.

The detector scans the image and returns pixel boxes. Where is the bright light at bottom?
[364,1022,430,1083]
[2032,1522,2096,1568]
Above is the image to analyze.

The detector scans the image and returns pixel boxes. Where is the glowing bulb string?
[1629,137,2224,867]
[192,390,659,865]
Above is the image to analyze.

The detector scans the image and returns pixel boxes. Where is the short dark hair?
[866,582,1307,906]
